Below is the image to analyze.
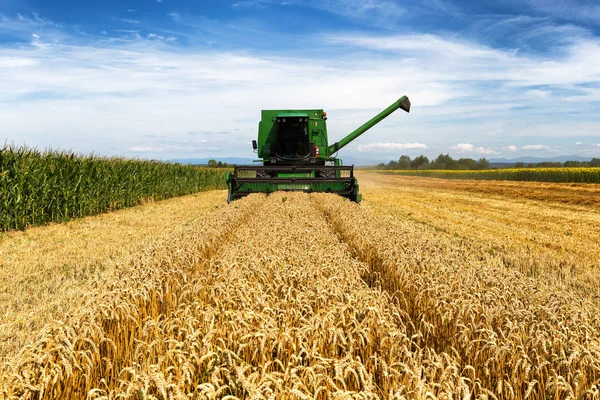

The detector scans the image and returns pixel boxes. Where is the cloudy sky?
[1,0,599,162]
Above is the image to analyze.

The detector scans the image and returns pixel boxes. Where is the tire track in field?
[312,192,600,398]
[2,194,267,399]
[157,192,462,399]
[0,190,229,363]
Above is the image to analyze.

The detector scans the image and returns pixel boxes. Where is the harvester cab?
[226,96,411,203]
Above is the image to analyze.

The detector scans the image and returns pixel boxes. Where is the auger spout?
[326,96,411,156]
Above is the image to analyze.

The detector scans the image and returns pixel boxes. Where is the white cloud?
[129,146,165,152]
[326,33,600,90]
[521,144,550,150]
[357,142,427,151]
[576,141,583,145]
[525,0,600,24]
[129,141,211,153]
[450,143,499,155]
[594,144,600,148]
[147,33,165,40]
[1,14,600,159]
[525,89,550,98]
[317,0,405,22]
[0,57,38,68]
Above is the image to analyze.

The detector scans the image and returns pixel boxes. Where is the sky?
[1,0,600,163]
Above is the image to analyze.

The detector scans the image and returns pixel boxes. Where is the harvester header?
[226,96,411,203]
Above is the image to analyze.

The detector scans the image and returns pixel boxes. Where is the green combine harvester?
[226,96,411,203]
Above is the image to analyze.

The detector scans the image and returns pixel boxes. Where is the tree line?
[375,154,490,170]
[374,154,600,170]
[206,159,232,168]
[514,160,600,168]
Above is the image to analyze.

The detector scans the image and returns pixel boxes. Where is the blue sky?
[1,0,600,162]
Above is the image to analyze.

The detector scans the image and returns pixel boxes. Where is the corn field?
[1,174,600,399]
[0,145,227,231]
[376,167,600,183]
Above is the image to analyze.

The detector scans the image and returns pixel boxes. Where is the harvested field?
[363,172,600,208]
[358,172,600,298]
[1,175,600,399]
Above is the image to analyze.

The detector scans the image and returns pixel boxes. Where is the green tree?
[398,155,411,169]
[514,162,525,168]
[411,155,429,169]
[457,158,478,170]
[477,158,490,169]
[430,154,457,170]
[388,160,399,169]
[207,159,218,167]
[536,162,562,168]
[591,158,600,167]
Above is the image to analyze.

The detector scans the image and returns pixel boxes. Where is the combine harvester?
[226,96,411,203]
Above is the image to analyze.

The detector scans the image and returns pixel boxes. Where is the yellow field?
[0,191,226,361]
[375,167,600,184]
[1,173,599,398]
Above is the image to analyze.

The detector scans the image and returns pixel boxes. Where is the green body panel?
[228,96,410,203]
[257,109,328,163]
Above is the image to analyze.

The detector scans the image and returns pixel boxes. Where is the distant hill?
[168,156,381,166]
[169,157,256,165]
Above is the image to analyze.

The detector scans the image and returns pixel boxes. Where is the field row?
[357,173,600,297]
[2,188,600,398]
[0,146,227,231]
[0,190,228,361]
[359,172,600,208]
[374,167,600,183]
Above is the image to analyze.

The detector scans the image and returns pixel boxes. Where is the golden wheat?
[0,190,226,362]
[1,176,599,399]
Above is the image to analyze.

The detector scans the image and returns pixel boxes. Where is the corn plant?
[0,145,228,231]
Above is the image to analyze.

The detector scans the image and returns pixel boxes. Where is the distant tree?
[430,153,457,170]
[398,155,411,169]
[411,155,430,169]
[564,161,584,167]
[591,158,600,167]
[477,158,490,169]
[514,162,526,168]
[535,162,563,168]
[388,160,400,170]
[207,159,218,167]
[456,158,478,170]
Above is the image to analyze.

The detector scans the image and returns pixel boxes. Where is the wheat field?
[1,173,599,399]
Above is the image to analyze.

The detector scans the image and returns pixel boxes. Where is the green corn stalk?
[0,145,229,231]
